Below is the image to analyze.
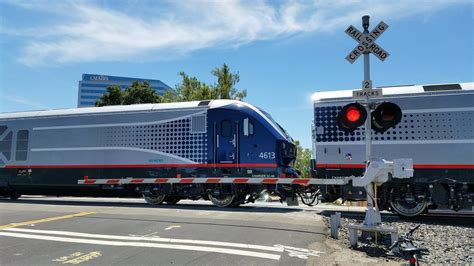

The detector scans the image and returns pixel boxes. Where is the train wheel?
[143,192,166,205]
[164,196,181,205]
[389,194,428,217]
[209,193,235,207]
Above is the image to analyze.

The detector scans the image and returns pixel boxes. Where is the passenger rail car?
[0,100,297,207]
[311,83,474,217]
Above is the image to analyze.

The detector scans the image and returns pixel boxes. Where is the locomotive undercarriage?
[322,179,473,217]
[0,166,300,207]
[135,183,314,208]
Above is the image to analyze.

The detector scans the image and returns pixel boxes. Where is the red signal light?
[346,107,362,122]
[337,103,367,132]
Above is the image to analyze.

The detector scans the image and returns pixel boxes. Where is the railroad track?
[320,208,473,226]
[424,209,473,217]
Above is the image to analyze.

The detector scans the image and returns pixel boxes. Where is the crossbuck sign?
[345,21,389,64]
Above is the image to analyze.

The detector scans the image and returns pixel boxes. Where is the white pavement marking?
[3,228,284,253]
[0,232,281,261]
[275,245,324,259]
[165,225,181,230]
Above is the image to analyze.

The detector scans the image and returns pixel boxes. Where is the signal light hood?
[371,102,402,133]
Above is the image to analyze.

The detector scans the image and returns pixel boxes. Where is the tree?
[171,72,216,102]
[212,63,247,100]
[123,81,161,104]
[96,81,162,106]
[96,63,247,107]
[95,85,123,107]
[161,90,177,103]
[170,64,246,102]
[294,140,312,178]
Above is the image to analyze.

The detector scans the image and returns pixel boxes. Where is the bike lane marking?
[0,212,96,230]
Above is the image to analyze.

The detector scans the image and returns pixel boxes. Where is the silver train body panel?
[312,82,474,171]
[312,82,473,215]
[0,102,209,168]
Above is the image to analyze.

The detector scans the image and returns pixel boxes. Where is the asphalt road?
[0,196,338,266]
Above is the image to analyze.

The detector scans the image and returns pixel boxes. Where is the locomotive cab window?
[221,120,231,137]
[243,118,254,136]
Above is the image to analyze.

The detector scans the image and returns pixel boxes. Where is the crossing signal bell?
[337,102,402,133]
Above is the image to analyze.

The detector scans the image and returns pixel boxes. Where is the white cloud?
[2,95,46,110]
[1,0,469,66]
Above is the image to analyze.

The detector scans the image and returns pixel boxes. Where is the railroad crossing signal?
[345,21,390,64]
[337,102,402,133]
[341,16,406,233]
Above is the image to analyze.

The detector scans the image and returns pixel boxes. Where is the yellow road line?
[0,212,96,230]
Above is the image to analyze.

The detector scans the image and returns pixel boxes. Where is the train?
[1,82,472,217]
[0,100,304,207]
[311,82,474,217]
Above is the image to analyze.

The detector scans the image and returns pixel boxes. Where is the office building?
[78,74,172,107]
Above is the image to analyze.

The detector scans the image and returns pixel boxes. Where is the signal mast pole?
[345,14,395,227]
[362,15,372,162]
[361,16,379,226]
[342,17,413,246]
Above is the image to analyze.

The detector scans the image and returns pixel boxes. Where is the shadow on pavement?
[83,215,325,236]
[0,196,303,214]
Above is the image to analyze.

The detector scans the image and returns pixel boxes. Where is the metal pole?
[364,57,371,162]
[361,15,378,226]
[362,15,372,163]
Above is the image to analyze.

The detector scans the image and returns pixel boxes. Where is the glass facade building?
[77,74,172,107]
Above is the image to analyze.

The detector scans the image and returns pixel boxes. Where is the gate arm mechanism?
[352,158,414,187]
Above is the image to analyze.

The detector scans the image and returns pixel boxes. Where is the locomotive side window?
[221,120,231,137]
[0,131,12,160]
[15,130,29,161]
[243,118,254,136]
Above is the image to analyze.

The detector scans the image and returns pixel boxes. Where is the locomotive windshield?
[257,108,293,141]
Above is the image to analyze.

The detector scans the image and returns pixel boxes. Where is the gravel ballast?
[323,215,474,264]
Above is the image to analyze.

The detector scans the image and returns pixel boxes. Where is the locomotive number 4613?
[259,152,275,159]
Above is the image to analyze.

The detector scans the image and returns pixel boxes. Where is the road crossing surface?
[0,196,382,265]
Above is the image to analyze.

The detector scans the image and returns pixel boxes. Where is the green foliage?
[212,63,247,100]
[96,81,162,107]
[122,81,161,105]
[95,85,123,107]
[161,90,176,103]
[95,63,246,107]
[172,72,216,102]
[294,140,312,178]
[170,63,246,102]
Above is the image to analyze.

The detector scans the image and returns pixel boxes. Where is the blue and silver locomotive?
[0,100,299,207]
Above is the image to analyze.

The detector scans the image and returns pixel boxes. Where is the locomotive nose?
[279,140,296,167]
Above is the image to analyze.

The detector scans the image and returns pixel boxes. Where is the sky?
[0,0,473,148]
